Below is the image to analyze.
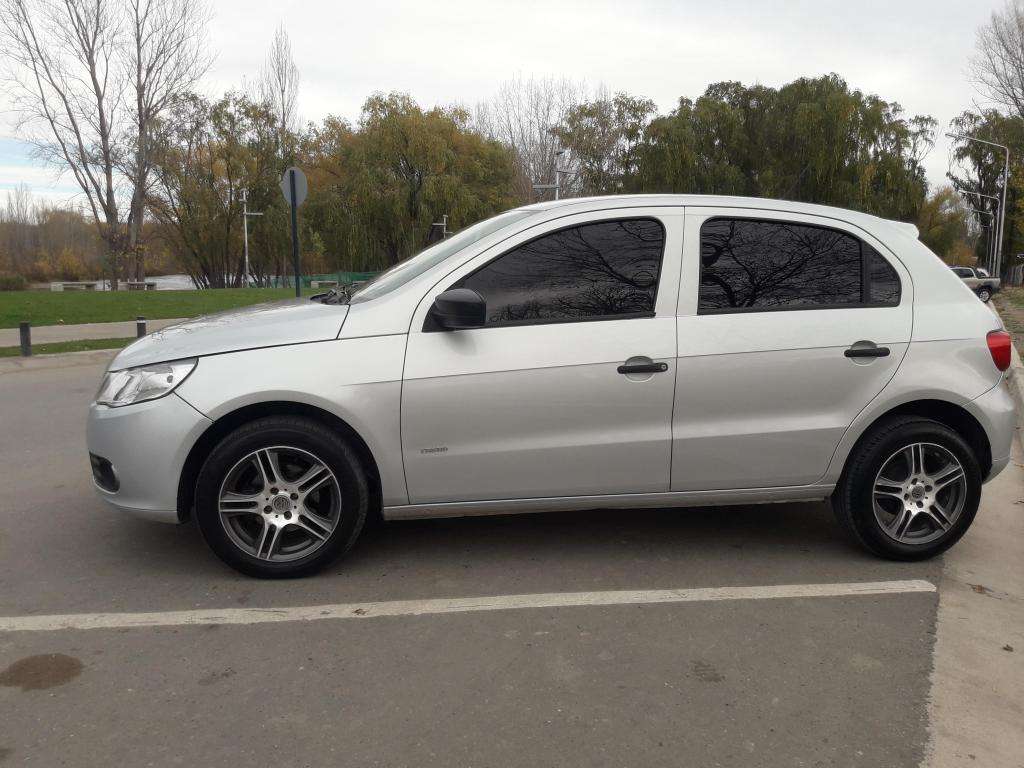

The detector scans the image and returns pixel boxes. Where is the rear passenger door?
[672,209,912,491]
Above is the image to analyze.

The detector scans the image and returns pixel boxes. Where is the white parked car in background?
[88,195,1016,577]
[951,265,1000,302]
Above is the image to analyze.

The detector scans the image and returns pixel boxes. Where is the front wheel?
[195,416,369,578]
[833,416,981,560]
[977,287,992,302]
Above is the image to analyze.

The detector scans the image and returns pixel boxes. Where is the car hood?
[108,298,349,371]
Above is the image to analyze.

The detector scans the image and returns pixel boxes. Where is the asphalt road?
[0,355,1013,768]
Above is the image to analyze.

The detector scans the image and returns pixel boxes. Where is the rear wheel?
[195,416,369,578]
[833,417,981,560]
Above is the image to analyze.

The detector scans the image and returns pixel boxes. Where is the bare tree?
[474,75,589,201]
[258,23,299,155]
[971,1,1024,119]
[123,0,212,280]
[0,0,210,287]
[0,0,126,285]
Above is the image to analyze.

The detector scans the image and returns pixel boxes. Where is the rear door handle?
[844,341,890,359]
[617,361,669,374]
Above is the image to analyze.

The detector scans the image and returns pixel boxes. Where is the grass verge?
[0,337,133,358]
[0,287,292,328]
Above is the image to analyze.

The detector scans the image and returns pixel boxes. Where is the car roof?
[516,194,920,240]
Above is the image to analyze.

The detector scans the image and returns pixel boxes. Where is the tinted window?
[698,218,900,312]
[868,245,901,304]
[456,219,664,325]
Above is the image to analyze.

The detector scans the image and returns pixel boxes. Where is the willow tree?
[299,93,519,271]
[632,75,935,221]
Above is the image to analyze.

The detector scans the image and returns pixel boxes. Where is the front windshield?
[351,209,534,303]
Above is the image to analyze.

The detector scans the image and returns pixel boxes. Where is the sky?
[0,0,1005,206]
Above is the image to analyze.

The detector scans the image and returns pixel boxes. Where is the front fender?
[174,336,408,506]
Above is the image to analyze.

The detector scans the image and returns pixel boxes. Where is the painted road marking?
[0,580,936,633]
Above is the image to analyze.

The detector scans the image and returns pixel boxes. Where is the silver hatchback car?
[88,195,1016,577]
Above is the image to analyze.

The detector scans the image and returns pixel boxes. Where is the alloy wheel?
[217,445,342,562]
[872,442,967,546]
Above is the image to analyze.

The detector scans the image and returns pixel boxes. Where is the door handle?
[844,341,890,359]
[617,361,669,374]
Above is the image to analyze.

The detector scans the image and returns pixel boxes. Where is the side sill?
[382,486,834,521]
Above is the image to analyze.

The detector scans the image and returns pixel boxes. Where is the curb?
[0,348,118,374]
[1006,342,1024,432]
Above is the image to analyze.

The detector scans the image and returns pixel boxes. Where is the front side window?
[455,218,665,325]
[698,218,901,313]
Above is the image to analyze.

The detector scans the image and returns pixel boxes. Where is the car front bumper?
[86,393,212,523]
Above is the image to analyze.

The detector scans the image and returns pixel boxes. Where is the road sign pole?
[289,169,300,297]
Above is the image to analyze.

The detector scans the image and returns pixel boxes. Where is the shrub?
[0,273,27,291]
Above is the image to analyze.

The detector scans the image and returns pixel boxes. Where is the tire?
[832,416,981,560]
[977,287,992,303]
[195,416,369,578]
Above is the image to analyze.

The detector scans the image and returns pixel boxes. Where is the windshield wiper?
[312,285,351,305]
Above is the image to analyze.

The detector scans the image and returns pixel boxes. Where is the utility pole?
[431,214,452,239]
[241,189,263,287]
[948,133,1010,276]
[532,148,573,202]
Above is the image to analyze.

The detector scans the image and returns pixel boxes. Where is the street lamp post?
[947,132,1010,276]
[241,189,263,287]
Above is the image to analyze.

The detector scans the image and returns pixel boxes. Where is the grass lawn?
[0,336,133,358]
[994,288,1024,354]
[0,287,293,328]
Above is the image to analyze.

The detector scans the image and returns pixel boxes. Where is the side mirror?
[427,288,486,331]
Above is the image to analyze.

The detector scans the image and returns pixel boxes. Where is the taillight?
[987,330,1012,372]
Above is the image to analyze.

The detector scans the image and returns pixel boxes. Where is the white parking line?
[0,579,935,633]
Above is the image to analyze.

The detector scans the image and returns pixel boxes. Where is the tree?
[149,92,281,287]
[916,185,973,262]
[971,1,1024,120]
[124,0,212,281]
[947,109,1024,273]
[0,0,124,285]
[552,91,656,196]
[258,23,299,158]
[634,75,934,221]
[298,93,519,271]
[0,0,210,288]
[475,75,587,201]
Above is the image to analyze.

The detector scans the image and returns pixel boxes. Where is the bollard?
[19,321,30,357]
[136,316,146,338]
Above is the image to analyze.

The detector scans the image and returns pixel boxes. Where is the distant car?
[952,266,1000,302]
[87,195,1016,577]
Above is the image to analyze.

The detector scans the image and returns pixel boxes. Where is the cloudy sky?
[0,0,1004,205]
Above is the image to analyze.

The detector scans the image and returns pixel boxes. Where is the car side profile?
[87,195,1016,577]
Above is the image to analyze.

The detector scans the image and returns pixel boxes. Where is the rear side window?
[455,218,665,326]
[698,218,901,313]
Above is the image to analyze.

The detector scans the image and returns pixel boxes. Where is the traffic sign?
[280,167,308,208]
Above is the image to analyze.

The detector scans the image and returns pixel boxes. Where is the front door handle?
[617,361,669,374]
[844,341,890,359]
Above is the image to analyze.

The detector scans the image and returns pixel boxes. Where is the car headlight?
[95,358,197,407]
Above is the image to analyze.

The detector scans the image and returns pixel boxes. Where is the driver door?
[401,209,683,505]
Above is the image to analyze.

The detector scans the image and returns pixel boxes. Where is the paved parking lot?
[0,356,1020,767]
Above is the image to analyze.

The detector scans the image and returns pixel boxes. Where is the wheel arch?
[837,398,992,482]
[176,400,383,523]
